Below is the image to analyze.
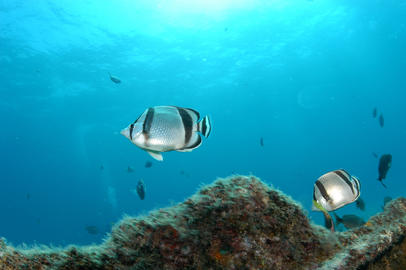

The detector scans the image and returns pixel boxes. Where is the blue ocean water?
[0,0,405,247]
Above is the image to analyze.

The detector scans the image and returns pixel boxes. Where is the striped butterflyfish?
[312,169,361,212]
[121,106,211,161]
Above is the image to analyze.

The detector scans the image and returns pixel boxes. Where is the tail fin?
[198,115,211,138]
[378,179,387,188]
[333,213,342,225]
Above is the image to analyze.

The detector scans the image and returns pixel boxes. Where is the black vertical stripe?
[353,176,360,197]
[129,124,134,140]
[334,170,354,194]
[142,108,155,137]
[202,118,207,136]
[177,108,193,145]
[316,180,331,202]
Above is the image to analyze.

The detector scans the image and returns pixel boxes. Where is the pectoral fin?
[313,200,335,232]
[146,150,163,161]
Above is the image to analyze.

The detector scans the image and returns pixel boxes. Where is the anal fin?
[146,150,163,161]
[177,148,193,152]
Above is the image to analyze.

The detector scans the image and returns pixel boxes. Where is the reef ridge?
[0,175,406,269]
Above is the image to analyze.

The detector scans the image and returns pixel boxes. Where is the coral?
[0,175,406,269]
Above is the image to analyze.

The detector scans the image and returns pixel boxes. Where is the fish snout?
[120,128,130,139]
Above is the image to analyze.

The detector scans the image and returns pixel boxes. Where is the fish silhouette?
[372,107,377,118]
[378,154,392,188]
[108,72,121,84]
[379,113,384,127]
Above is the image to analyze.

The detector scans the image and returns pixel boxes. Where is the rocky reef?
[1,175,406,270]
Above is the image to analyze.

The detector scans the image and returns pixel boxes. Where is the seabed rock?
[1,175,406,270]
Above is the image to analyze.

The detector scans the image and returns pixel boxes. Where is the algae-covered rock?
[0,175,405,270]
[106,175,333,269]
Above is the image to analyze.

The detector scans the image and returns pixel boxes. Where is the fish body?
[312,169,361,212]
[355,197,365,211]
[85,226,99,235]
[372,107,377,118]
[121,106,211,161]
[333,213,365,229]
[136,179,145,200]
[144,161,152,168]
[383,196,393,209]
[260,137,264,147]
[127,166,134,173]
[379,113,384,127]
[378,154,392,187]
[108,72,121,84]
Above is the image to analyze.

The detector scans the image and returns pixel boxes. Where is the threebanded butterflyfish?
[121,106,212,161]
[108,72,121,84]
[378,154,392,188]
[333,213,365,229]
[312,169,361,212]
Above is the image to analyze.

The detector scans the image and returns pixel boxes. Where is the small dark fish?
[100,165,104,171]
[355,197,365,211]
[127,166,134,173]
[378,154,392,188]
[136,179,146,200]
[85,226,99,235]
[372,152,378,158]
[144,161,153,168]
[179,170,190,178]
[383,196,393,208]
[333,213,365,229]
[26,193,30,200]
[379,113,384,127]
[260,137,264,147]
[108,72,121,84]
[372,107,377,118]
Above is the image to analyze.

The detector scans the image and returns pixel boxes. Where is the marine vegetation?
[0,175,406,269]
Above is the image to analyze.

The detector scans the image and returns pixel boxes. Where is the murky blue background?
[1,0,405,246]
